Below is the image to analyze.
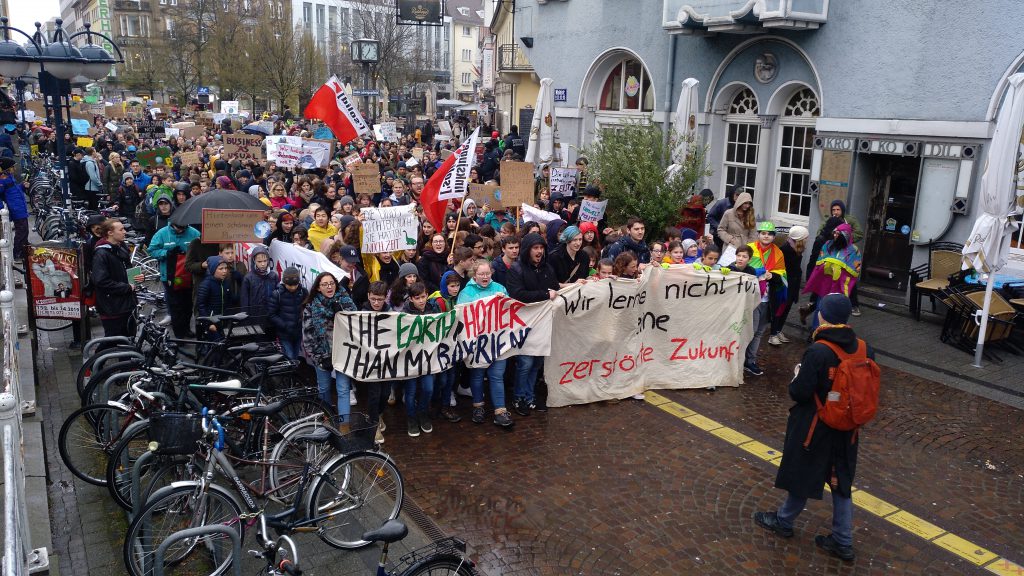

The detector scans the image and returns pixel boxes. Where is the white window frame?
[462,25,471,36]
[722,88,760,197]
[771,88,820,224]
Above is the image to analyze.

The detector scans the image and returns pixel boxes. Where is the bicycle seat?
[245,400,287,417]
[205,378,242,395]
[245,354,285,367]
[362,520,408,544]
[227,343,261,354]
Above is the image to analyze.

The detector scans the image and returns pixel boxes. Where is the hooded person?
[147,213,201,337]
[804,223,862,304]
[822,200,863,244]
[506,232,559,415]
[267,266,307,360]
[805,216,846,285]
[148,194,176,242]
[707,184,742,248]
[240,244,280,328]
[718,191,757,249]
[116,171,143,221]
[195,255,240,338]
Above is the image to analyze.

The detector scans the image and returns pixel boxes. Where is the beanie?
[819,293,853,325]
[787,225,809,242]
[398,262,419,279]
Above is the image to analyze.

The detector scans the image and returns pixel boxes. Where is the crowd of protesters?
[4,103,863,444]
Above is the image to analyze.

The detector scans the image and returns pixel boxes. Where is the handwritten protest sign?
[578,199,608,223]
[343,153,362,167]
[549,167,578,197]
[223,133,264,160]
[521,203,561,225]
[351,163,381,195]
[331,266,758,403]
[180,151,201,167]
[265,135,302,162]
[499,162,536,206]
[467,183,502,210]
[182,125,206,139]
[300,138,335,168]
[136,146,173,167]
[104,121,119,132]
[380,122,399,142]
[70,119,91,136]
[200,209,264,243]
[274,143,304,168]
[313,126,334,140]
[332,292,552,379]
[411,147,424,161]
[360,205,419,253]
[105,105,121,118]
[220,101,240,114]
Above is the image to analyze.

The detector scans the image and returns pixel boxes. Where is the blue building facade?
[515,0,1024,278]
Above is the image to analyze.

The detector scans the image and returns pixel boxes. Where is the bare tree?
[349,0,434,102]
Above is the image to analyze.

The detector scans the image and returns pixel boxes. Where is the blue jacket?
[457,278,508,304]
[0,174,29,220]
[267,282,307,341]
[240,245,280,322]
[196,256,239,317]
[147,224,200,282]
[83,156,102,192]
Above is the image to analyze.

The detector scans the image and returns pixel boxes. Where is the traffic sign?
[197,86,210,96]
[353,89,380,97]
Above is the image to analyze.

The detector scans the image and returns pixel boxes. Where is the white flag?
[437,127,480,201]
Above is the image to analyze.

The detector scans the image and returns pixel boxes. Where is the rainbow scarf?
[747,240,788,308]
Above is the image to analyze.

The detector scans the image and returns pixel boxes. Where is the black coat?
[91,240,137,318]
[267,283,308,341]
[549,243,590,284]
[775,326,873,500]
[507,233,559,303]
[417,249,448,293]
[780,241,803,301]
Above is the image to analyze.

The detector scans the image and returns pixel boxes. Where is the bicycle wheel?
[267,419,337,505]
[76,345,139,398]
[104,420,153,510]
[402,556,477,576]
[58,403,139,486]
[81,360,146,406]
[123,483,243,576]
[307,451,404,549]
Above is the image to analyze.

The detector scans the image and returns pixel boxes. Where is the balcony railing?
[497,43,533,72]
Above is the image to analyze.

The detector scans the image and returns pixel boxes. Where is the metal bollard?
[152,525,242,576]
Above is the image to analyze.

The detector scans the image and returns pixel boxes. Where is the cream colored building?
[486,0,539,135]
[447,0,484,102]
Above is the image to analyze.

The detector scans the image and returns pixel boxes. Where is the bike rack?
[128,448,156,522]
[91,350,145,377]
[82,336,133,360]
[95,370,148,404]
[152,525,242,576]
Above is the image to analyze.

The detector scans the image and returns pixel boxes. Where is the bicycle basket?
[148,412,205,455]
[328,412,377,454]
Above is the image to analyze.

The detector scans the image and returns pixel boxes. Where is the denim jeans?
[404,374,435,418]
[314,366,351,421]
[745,301,770,366]
[514,355,543,403]
[279,338,302,361]
[432,368,456,408]
[776,491,854,546]
[469,360,507,410]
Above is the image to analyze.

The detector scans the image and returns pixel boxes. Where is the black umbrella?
[169,189,268,226]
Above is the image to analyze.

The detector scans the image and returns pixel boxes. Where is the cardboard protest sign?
[500,162,537,206]
[135,118,165,139]
[351,163,381,195]
[373,125,385,141]
[28,245,81,320]
[438,120,452,137]
[223,133,265,160]
[521,203,561,225]
[220,101,240,114]
[467,183,503,210]
[105,105,121,118]
[180,151,202,167]
[76,137,94,148]
[332,292,552,379]
[380,122,399,142]
[172,121,196,129]
[578,199,608,223]
[411,147,424,161]
[70,119,91,136]
[549,167,578,197]
[104,121,119,132]
[164,127,180,139]
[200,209,264,243]
[360,205,419,253]
[182,126,206,139]
[274,143,304,168]
[136,147,173,167]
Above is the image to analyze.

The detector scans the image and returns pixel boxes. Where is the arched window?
[598,59,654,112]
[723,88,760,195]
[774,88,820,220]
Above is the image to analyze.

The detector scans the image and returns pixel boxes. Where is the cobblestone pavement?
[39,313,1024,575]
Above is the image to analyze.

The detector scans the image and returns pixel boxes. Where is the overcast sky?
[8,0,61,35]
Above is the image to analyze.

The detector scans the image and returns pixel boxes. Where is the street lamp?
[350,38,379,124]
[0,17,123,239]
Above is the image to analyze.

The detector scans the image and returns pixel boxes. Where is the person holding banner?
[302,272,357,428]
[456,261,514,428]
[401,283,442,437]
[506,233,559,416]
[549,226,590,285]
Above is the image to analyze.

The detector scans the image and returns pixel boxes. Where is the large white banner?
[361,205,419,254]
[333,293,552,379]
[437,127,480,201]
[330,266,758,403]
[265,239,347,289]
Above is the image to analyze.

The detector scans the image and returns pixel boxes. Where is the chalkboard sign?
[136,119,166,140]
[518,107,535,136]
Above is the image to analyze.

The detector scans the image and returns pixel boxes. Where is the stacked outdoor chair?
[910,242,965,321]
[938,284,1021,361]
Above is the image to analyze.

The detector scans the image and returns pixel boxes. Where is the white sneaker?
[456,384,473,397]
[449,392,457,407]
[632,393,645,400]
[851,306,862,317]
[378,419,386,433]
[777,331,790,343]
[350,390,358,406]
[768,334,783,346]
[374,428,384,444]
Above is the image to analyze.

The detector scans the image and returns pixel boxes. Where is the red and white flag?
[420,127,480,232]
[303,75,370,144]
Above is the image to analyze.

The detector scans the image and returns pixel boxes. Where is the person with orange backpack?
[754,293,880,562]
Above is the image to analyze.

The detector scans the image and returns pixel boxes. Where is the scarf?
[748,240,788,311]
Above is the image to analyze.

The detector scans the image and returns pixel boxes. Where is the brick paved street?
[36,306,1024,575]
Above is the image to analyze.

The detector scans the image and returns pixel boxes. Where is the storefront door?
[863,155,921,283]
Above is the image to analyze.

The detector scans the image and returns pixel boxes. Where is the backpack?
[802,338,880,448]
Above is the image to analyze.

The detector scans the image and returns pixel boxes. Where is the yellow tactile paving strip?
[643,391,1023,574]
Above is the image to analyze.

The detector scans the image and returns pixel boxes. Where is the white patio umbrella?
[962,72,1024,366]
[524,77,564,168]
[665,78,700,180]
[436,98,464,107]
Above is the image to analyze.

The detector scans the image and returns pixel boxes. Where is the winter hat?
[248,185,261,197]
[205,255,225,273]
[818,293,852,325]
[439,270,461,298]
[121,172,135,185]
[559,225,581,243]
[398,262,419,279]
[282,266,300,280]
[339,195,355,207]
[830,199,847,216]
[579,221,598,236]
[787,225,809,242]
[681,238,698,253]
[680,228,699,242]
[216,175,237,190]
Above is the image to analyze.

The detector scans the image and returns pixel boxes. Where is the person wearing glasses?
[302,272,357,430]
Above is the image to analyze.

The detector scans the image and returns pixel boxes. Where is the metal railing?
[498,43,534,72]
[0,208,48,574]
